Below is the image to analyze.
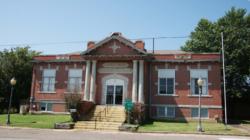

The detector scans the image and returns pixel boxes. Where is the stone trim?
[152,104,222,109]
[101,74,129,105]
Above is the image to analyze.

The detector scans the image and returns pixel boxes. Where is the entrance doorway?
[104,78,124,105]
[106,85,123,105]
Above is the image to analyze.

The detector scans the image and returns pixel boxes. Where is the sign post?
[124,99,133,124]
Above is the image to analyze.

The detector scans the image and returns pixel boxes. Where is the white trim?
[35,100,66,104]
[101,74,128,105]
[189,69,209,95]
[157,69,176,95]
[152,104,222,109]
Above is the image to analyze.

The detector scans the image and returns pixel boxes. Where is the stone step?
[75,121,122,130]
[82,113,126,116]
[75,126,119,130]
[86,118,125,122]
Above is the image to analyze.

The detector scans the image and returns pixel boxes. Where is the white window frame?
[41,69,56,92]
[40,102,53,112]
[191,107,209,119]
[157,106,175,118]
[158,69,176,96]
[67,69,82,93]
[190,69,208,96]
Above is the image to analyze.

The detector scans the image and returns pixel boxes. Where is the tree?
[181,7,250,119]
[182,7,250,97]
[0,47,40,113]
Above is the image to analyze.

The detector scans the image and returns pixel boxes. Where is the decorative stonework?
[174,54,191,59]
[175,65,179,71]
[56,55,69,60]
[109,42,120,53]
[155,66,158,71]
[65,65,69,71]
[102,62,129,68]
[98,68,132,74]
[197,63,201,69]
[208,65,212,71]
[164,63,168,68]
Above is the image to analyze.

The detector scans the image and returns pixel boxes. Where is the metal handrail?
[94,105,109,129]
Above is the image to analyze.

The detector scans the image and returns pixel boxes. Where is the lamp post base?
[197,124,204,132]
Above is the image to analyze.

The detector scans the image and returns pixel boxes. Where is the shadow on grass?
[141,119,188,126]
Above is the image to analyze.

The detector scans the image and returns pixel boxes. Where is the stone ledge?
[54,122,75,129]
[119,123,139,132]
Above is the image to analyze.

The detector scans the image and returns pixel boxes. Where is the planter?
[54,123,74,129]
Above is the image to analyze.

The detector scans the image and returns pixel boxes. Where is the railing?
[94,105,110,129]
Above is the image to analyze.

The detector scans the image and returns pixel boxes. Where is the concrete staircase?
[75,105,126,130]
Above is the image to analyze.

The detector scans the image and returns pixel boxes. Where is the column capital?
[133,60,138,63]
[139,60,144,63]
[92,60,97,63]
[86,60,91,64]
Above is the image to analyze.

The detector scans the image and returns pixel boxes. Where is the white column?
[138,60,144,103]
[89,60,97,102]
[84,60,91,101]
[132,60,138,103]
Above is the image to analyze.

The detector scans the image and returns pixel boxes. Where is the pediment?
[81,34,147,56]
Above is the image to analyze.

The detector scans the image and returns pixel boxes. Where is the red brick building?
[30,33,222,120]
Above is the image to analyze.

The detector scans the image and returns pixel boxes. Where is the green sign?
[124,99,133,111]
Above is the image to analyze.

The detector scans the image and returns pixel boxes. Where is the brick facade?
[30,33,222,120]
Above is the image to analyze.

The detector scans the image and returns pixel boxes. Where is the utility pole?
[152,38,155,54]
[221,32,228,128]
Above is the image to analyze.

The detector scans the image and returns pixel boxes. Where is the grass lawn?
[0,114,71,129]
[138,120,250,136]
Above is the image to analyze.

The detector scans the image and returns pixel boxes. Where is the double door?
[106,85,123,105]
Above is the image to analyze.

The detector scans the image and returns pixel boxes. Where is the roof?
[36,50,220,56]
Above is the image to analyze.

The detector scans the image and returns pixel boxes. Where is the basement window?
[40,102,53,112]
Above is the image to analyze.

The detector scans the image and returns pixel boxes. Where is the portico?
[82,59,145,105]
[81,33,147,105]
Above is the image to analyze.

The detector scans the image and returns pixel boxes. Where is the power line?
[0,35,190,47]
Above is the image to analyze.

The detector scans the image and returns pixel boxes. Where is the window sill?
[188,95,213,98]
[38,91,56,94]
[156,94,179,97]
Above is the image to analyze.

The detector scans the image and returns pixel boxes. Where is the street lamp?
[6,77,16,125]
[197,77,204,132]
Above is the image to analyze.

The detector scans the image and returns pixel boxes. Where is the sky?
[0,0,250,54]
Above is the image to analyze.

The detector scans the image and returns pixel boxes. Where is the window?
[42,69,56,92]
[68,69,82,93]
[40,102,53,112]
[158,69,175,95]
[157,106,175,118]
[190,69,208,95]
[159,78,167,94]
[191,108,208,118]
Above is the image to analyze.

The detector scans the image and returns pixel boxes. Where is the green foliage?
[139,121,249,135]
[0,47,40,112]
[0,114,71,129]
[181,7,250,98]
